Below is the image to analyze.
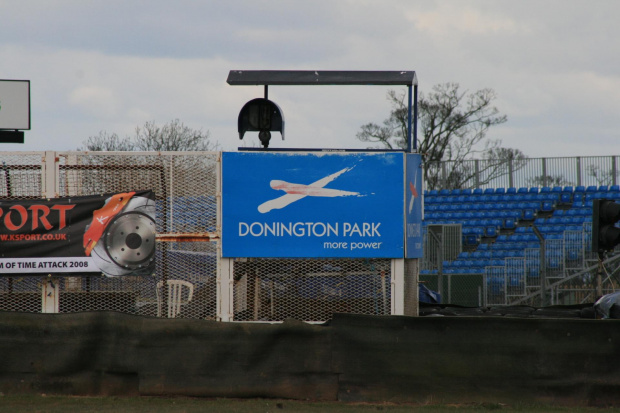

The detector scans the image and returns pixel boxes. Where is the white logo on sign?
[258,167,361,213]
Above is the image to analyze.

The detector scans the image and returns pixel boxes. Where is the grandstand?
[420,183,620,308]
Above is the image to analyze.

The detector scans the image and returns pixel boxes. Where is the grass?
[0,395,618,413]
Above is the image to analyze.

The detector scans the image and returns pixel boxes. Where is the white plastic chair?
[156,280,194,318]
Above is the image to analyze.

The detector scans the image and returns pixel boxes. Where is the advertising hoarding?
[0,190,156,277]
[222,152,407,258]
[405,153,424,258]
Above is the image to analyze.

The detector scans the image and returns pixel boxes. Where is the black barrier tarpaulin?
[0,190,156,277]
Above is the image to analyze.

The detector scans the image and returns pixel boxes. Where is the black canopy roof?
[227,70,417,86]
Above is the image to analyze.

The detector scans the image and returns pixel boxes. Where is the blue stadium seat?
[495,187,506,194]
[522,209,536,221]
[503,218,516,230]
[505,248,524,258]
[566,225,583,233]
[529,187,540,194]
[568,216,585,225]
[475,211,490,220]
[495,234,510,243]
[485,226,497,237]
[559,216,572,226]
[541,201,554,212]
[489,259,505,267]
[507,187,517,194]
[464,235,479,246]
[560,192,572,204]
[493,250,509,259]
[488,194,501,204]
[507,209,522,219]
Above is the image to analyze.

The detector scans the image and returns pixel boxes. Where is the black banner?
[0,190,156,277]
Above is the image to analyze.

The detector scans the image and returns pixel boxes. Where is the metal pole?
[413,84,419,152]
[407,84,413,153]
[596,256,604,298]
[532,225,547,306]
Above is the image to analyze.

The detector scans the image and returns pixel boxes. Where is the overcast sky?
[1,0,619,158]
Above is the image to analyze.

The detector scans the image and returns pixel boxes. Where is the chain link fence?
[231,258,393,322]
[5,151,615,316]
[0,151,417,321]
[0,151,219,319]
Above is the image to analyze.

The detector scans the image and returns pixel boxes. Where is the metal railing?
[426,155,619,190]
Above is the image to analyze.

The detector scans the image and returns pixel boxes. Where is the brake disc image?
[85,193,156,277]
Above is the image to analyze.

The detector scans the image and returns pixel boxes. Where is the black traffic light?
[592,199,620,254]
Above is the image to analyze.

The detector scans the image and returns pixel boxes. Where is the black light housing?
[592,199,620,255]
[237,98,284,148]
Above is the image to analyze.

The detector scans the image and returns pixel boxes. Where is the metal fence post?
[391,258,405,315]
[43,151,58,198]
[41,152,60,313]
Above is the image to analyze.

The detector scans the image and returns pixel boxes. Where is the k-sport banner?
[222,152,420,258]
[0,190,156,277]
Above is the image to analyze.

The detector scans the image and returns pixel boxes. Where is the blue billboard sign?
[405,154,423,258]
[222,152,405,258]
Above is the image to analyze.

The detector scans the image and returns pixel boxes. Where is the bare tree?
[76,120,218,197]
[77,131,135,151]
[587,164,617,186]
[134,119,218,152]
[78,119,218,152]
[357,83,525,189]
[527,174,572,188]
